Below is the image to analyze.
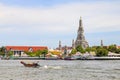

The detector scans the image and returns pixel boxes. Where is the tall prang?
[75,17,89,48]
[72,39,75,49]
[59,40,62,51]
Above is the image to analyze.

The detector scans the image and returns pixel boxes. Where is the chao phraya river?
[0,60,120,80]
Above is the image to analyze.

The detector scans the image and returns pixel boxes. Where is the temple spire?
[72,39,75,49]
[79,16,82,27]
[75,17,89,48]
[78,17,83,33]
[59,40,62,51]
[101,40,103,47]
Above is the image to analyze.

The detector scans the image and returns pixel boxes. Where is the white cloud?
[0,1,120,34]
[0,1,120,47]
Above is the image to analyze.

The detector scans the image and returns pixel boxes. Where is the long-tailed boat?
[20,61,40,68]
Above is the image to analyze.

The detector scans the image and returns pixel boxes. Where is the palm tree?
[0,46,6,57]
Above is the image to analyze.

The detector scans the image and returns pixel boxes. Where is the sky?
[0,0,120,48]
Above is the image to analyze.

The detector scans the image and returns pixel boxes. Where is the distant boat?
[20,61,40,68]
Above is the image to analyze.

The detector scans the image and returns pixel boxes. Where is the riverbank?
[94,57,120,60]
[9,57,120,60]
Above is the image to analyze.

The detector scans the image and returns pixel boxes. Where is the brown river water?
[0,60,120,80]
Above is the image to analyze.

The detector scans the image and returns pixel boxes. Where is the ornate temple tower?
[75,17,89,48]
[72,39,75,49]
[59,40,62,51]
[101,40,103,47]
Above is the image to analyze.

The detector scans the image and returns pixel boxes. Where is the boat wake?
[43,65,62,69]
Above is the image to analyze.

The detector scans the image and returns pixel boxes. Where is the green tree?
[7,51,14,57]
[96,46,102,49]
[85,47,91,53]
[25,49,48,57]
[35,50,42,57]
[0,46,6,57]
[71,48,77,54]
[25,51,35,57]
[96,48,108,57]
[41,50,48,57]
[115,48,120,54]
[91,47,97,52]
[0,51,4,56]
[76,45,85,53]
[108,44,117,53]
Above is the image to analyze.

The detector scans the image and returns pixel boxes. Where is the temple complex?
[75,17,89,48]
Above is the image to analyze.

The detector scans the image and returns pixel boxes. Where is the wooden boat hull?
[20,61,40,67]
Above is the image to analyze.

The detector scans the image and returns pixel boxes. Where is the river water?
[0,60,120,80]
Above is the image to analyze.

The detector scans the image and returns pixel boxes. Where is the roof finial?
[80,16,82,20]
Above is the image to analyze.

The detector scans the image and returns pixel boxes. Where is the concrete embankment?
[13,57,45,60]
[11,57,120,60]
[13,57,60,60]
[94,57,120,60]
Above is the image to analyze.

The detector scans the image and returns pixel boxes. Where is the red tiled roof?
[6,46,48,52]
[117,46,120,49]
